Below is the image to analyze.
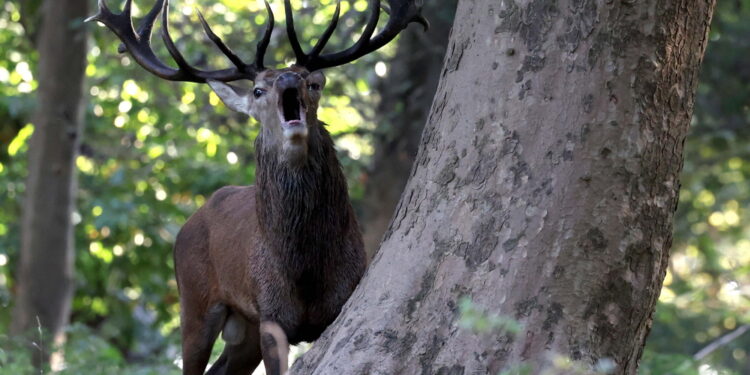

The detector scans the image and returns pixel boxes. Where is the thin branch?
[693,324,750,361]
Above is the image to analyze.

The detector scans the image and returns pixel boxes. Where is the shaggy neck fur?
[254,121,355,274]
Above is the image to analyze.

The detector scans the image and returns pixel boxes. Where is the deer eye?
[308,83,321,91]
[253,88,265,98]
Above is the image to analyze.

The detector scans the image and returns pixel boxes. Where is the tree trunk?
[293,0,715,374]
[10,0,88,367]
[360,0,457,257]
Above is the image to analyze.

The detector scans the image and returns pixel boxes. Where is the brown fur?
[174,67,366,375]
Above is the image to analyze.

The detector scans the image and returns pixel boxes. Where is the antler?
[86,0,275,82]
[285,0,429,72]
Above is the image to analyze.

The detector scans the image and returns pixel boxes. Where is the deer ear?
[207,80,251,114]
[308,71,326,90]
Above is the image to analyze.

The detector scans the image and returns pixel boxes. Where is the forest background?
[0,0,747,374]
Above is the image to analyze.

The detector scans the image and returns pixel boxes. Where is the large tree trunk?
[10,0,88,366]
[360,0,457,257]
[293,0,715,374]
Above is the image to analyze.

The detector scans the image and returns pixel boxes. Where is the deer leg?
[226,321,263,374]
[207,312,263,375]
[206,339,262,375]
[181,303,226,375]
[260,321,290,375]
[204,352,227,375]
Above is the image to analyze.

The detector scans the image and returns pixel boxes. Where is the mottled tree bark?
[10,0,88,367]
[360,0,457,257]
[294,0,715,374]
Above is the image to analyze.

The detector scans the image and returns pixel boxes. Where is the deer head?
[208,68,327,165]
[87,0,427,165]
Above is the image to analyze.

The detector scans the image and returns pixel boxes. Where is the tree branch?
[693,324,750,361]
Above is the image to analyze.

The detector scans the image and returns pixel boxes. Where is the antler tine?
[307,1,341,59]
[284,0,307,64]
[88,0,182,79]
[85,0,111,23]
[122,0,134,17]
[88,0,261,82]
[255,1,275,70]
[355,0,380,48]
[197,11,248,72]
[138,0,164,37]
[305,0,378,65]
[159,0,197,75]
[300,0,427,72]
[118,0,170,53]
[378,2,428,30]
[114,0,133,52]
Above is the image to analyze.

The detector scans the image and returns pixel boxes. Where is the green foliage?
[0,324,182,375]
[499,363,534,375]
[639,352,700,375]
[0,0,394,365]
[0,0,747,372]
[458,297,522,335]
[495,356,616,375]
[0,335,34,375]
[0,0,36,335]
[458,298,616,375]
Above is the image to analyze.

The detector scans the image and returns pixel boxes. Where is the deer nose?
[275,72,302,90]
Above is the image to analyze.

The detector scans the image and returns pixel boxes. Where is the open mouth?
[278,87,307,143]
[280,88,304,126]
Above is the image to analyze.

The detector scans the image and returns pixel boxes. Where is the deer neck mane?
[254,120,354,255]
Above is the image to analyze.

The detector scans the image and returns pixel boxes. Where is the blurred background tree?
[10,1,88,370]
[0,0,747,374]
[358,0,456,256]
[641,0,750,374]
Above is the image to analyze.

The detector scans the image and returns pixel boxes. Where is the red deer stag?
[88,0,426,374]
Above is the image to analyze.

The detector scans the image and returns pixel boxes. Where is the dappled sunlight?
[2,0,392,370]
[0,0,745,373]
